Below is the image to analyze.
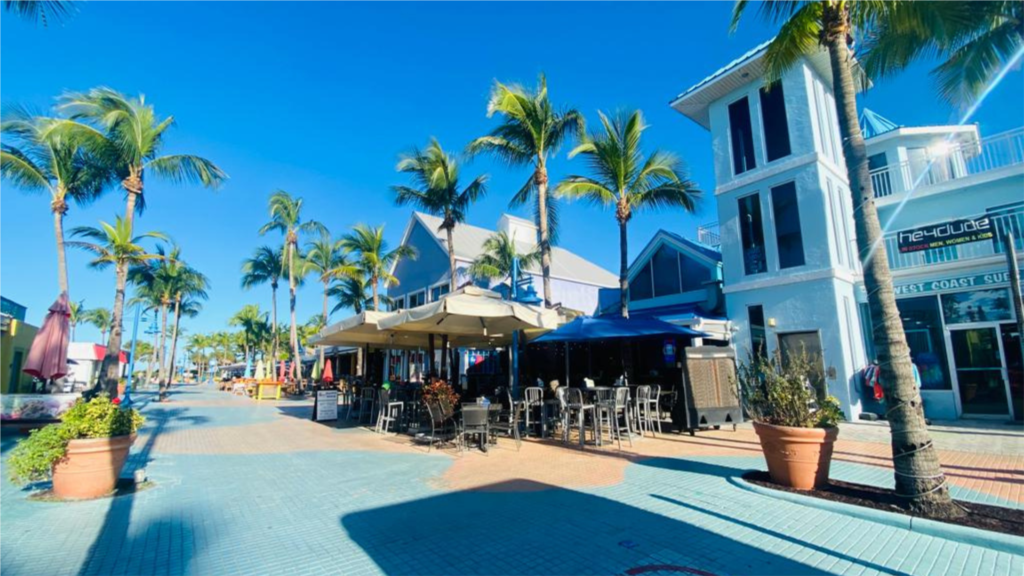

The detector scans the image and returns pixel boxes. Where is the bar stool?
[646,384,663,435]
[566,388,598,449]
[635,385,654,437]
[357,387,377,424]
[376,388,403,434]
[523,386,544,434]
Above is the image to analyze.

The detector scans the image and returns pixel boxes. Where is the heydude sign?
[896,217,994,254]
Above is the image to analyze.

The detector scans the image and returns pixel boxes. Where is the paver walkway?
[2,384,1021,576]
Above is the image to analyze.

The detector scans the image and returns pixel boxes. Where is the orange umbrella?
[322,358,334,384]
[23,293,71,381]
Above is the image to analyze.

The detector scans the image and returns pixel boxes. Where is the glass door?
[1000,324,1022,421]
[950,327,1010,416]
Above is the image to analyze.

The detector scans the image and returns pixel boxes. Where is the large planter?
[753,421,838,490]
[51,434,136,499]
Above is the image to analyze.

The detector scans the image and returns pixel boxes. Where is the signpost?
[897,216,994,254]
[313,388,338,422]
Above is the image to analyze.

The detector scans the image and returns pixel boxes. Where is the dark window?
[895,296,951,390]
[748,305,767,358]
[759,82,791,162]
[652,245,681,297]
[729,97,757,174]
[430,284,450,302]
[679,253,712,292]
[738,193,767,275]
[771,182,805,268]
[778,331,826,399]
[868,153,892,197]
[630,262,653,301]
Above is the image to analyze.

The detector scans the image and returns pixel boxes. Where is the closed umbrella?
[244,356,253,379]
[322,358,334,384]
[311,358,321,382]
[23,293,71,381]
[254,359,265,380]
[278,360,287,382]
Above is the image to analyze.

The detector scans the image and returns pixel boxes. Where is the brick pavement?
[1,384,1021,576]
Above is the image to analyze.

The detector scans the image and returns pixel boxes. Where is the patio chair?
[488,389,522,450]
[425,400,454,452]
[646,384,663,435]
[635,385,654,437]
[375,388,404,435]
[231,382,249,397]
[596,387,631,449]
[458,406,490,454]
[357,387,377,424]
[565,388,597,449]
[523,386,544,434]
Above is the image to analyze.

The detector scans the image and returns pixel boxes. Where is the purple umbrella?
[23,292,71,381]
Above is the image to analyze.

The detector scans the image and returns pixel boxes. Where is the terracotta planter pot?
[51,434,136,499]
[753,421,838,490]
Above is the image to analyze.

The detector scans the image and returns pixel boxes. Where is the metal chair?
[635,385,654,437]
[597,387,632,449]
[459,407,490,454]
[646,384,663,435]
[566,388,598,449]
[357,387,377,424]
[375,388,404,434]
[426,400,454,452]
[523,386,544,434]
[488,389,523,450]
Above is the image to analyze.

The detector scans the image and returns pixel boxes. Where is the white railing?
[884,207,1024,271]
[697,222,721,248]
[871,127,1024,198]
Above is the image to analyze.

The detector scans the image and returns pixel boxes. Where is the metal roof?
[859,108,900,139]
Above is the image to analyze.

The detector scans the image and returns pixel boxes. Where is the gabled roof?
[627,229,722,283]
[405,212,618,287]
[859,108,900,139]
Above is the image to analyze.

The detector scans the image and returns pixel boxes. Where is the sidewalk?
[2,385,1021,576]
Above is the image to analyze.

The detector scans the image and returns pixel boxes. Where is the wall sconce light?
[767,318,777,328]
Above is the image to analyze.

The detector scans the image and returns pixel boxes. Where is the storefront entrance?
[949,326,1013,417]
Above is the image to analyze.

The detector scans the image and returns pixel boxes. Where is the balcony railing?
[697,222,721,248]
[870,127,1024,199]
[884,207,1024,271]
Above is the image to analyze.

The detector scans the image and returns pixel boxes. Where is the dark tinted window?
[771,182,805,268]
[739,193,767,275]
[679,253,712,292]
[652,245,681,297]
[631,262,653,301]
[759,82,791,162]
[895,296,951,390]
[748,305,767,358]
[729,97,757,174]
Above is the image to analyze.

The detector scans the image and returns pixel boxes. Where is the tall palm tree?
[164,265,207,396]
[393,139,488,291]
[304,232,357,372]
[128,284,164,386]
[467,231,541,287]
[128,244,183,385]
[1,110,113,296]
[81,307,113,342]
[329,275,374,315]
[341,224,416,312]
[67,217,167,396]
[68,299,85,341]
[467,74,584,307]
[258,190,326,380]
[241,245,285,366]
[3,0,74,25]
[229,304,268,367]
[859,1,1024,108]
[729,0,1020,516]
[557,110,700,318]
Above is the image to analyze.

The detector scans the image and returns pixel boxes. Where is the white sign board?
[314,389,338,422]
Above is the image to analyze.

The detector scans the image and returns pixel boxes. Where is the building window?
[631,262,654,301]
[652,245,681,297]
[759,82,791,162]
[778,331,826,397]
[895,296,952,390]
[393,296,406,311]
[679,252,711,292]
[728,97,757,175]
[408,291,426,308]
[738,193,767,275]
[868,153,892,197]
[941,288,1013,324]
[748,305,767,358]
[430,284,450,302]
[771,182,805,269]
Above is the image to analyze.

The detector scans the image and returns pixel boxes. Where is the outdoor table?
[254,381,283,400]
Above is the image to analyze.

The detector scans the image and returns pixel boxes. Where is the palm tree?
[128,284,164,386]
[67,217,167,396]
[164,265,207,396]
[341,224,416,312]
[557,110,700,318]
[68,299,85,341]
[128,244,185,385]
[259,190,326,380]
[393,139,488,291]
[304,231,357,371]
[859,1,1024,108]
[1,110,113,296]
[3,0,74,25]
[729,0,1020,516]
[229,304,268,367]
[467,74,584,307]
[467,231,541,287]
[241,245,285,366]
[58,88,226,235]
[81,307,113,342]
[329,275,374,315]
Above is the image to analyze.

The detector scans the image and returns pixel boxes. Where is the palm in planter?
[8,395,145,499]
[737,352,843,490]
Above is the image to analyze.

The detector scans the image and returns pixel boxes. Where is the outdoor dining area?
[305,286,737,453]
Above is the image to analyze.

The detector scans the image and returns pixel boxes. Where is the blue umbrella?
[533,316,707,343]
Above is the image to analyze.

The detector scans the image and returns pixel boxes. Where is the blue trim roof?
[671,39,772,103]
[859,108,900,139]
[659,230,722,262]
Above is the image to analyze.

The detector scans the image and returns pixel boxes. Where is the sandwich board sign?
[313,388,338,422]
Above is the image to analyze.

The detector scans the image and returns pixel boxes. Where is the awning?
[531,316,707,343]
[312,310,406,348]
[377,286,560,345]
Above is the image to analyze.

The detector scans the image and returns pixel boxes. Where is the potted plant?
[421,378,459,409]
[737,353,843,490]
[8,395,144,499]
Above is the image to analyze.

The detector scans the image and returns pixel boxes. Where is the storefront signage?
[896,217,994,254]
[313,389,338,422]
[893,270,1024,296]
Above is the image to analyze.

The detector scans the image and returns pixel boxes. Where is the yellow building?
[1,297,39,394]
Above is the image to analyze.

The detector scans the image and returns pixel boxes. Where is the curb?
[730,476,1024,556]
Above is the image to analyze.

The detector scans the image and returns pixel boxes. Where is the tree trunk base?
[902,490,967,519]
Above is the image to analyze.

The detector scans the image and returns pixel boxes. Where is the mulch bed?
[742,470,1024,537]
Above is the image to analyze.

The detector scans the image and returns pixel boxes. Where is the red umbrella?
[23,293,71,381]
[322,358,334,384]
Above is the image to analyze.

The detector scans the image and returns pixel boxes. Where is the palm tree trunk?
[536,164,553,307]
[320,282,328,381]
[446,226,457,292]
[372,275,380,312]
[288,242,301,383]
[271,280,279,365]
[52,199,70,297]
[97,262,129,397]
[826,33,955,515]
[146,321,159,386]
[158,303,169,384]
[122,168,142,233]
[163,298,182,399]
[618,217,629,319]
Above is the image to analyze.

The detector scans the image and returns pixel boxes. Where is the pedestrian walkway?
[1,384,1021,576]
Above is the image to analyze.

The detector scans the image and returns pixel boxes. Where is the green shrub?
[736,352,844,429]
[7,395,145,485]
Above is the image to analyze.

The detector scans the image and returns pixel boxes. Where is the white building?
[671,42,1023,422]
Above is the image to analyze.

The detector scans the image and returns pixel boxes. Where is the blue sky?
[3,2,1022,345]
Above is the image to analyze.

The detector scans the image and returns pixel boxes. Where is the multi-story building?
[672,42,1023,421]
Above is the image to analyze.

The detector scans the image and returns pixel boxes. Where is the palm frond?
[146,154,227,188]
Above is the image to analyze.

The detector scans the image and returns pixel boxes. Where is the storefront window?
[896,296,952,390]
[941,288,1013,324]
